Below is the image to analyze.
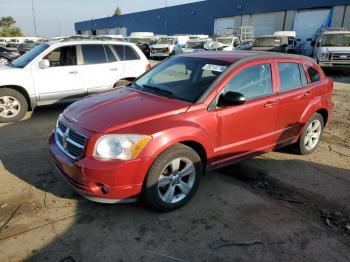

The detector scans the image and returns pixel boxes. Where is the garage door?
[251,12,279,36]
[293,9,331,55]
[214,17,235,35]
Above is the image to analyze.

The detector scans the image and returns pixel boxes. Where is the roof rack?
[58,35,125,42]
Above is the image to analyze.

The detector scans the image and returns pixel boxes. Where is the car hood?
[0,64,12,70]
[152,44,172,49]
[321,47,350,53]
[63,88,190,133]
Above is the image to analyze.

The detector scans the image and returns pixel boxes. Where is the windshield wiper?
[142,85,177,99]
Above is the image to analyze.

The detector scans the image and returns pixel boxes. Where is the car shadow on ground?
[0,107,350,261]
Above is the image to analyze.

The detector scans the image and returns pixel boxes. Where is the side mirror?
[311,40,315,47]
[218,91,246,107]
[38,59,50,69]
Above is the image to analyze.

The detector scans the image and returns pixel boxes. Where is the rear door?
[274,59,315,145]
[213,60,279,165]
[80,44,124,94]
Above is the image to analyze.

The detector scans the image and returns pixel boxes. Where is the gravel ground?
[0,67,349,262]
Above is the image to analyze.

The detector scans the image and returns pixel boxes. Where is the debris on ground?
[0,204,21,233]
[209,238,263,249]
[320,209,350,234]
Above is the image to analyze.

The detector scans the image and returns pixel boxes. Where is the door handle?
[304,91,312,97]
[264,101,277,108]
[110,68,118,71]
[69,70,78,75]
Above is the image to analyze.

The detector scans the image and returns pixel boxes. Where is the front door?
[213,61,279,166]
[32,45,86,103]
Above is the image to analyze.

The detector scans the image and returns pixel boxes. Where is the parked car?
[251,35,289,53]
[49,51,333,211]
[274,31,297,53]
[128,37,154,58]
[18,40,41,55]
[0,39,7,47]
[6,39,21,48]
[182,38,208,53]
[205,26,254,51]
[0,46,20,64]
[0,39,150,122]
[150,36,189,58]
[311,27,350,69]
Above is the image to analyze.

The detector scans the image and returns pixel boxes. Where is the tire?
[0,88,28,123]
[143,144,202,212]
[114,79,131,88]
[293,113,324,155]
[0,57,9,65]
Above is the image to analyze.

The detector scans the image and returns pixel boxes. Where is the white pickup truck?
[312,28,350,70]
[0,38,150,122]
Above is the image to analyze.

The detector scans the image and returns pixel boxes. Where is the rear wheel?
[293,113,324,155]
[0,88,28,123]
[144,144,202,212]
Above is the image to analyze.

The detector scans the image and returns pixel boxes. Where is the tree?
[114,7,122,16]
[0,16,16,28]
[0,16,23,37]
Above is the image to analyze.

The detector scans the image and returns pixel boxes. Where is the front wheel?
[0,57,9,65]
[0,88,28,123]
[144,144,202,212]
[293,113,324,155]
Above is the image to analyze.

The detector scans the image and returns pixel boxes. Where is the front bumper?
[319,61,350,69]
[48,132,154,203]
[150,52,171,57]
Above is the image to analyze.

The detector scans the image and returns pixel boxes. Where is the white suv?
[0,39,150,122]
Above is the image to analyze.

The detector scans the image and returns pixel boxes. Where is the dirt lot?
[0,69,349,262]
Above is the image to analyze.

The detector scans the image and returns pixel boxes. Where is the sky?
[0,0,205,37]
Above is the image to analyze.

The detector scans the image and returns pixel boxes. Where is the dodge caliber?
[49,51,333,211]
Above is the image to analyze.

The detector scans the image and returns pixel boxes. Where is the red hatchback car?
[49,51,333,211]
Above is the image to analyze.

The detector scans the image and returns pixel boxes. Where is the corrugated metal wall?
[75,0,350,36]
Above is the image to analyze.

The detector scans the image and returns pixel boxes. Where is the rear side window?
[278,63,307,92]
[113,45,140,61]
[307,66,321,83]
[224,64,273,100]
[82,45,107,65]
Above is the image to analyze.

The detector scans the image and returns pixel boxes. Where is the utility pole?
[57,20,61,36]
[31,0,38,36]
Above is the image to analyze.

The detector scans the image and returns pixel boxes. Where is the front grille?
[331,53,350,62]
[55,120,86,160]
[153,48,169,53]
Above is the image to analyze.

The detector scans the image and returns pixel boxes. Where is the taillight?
[146,63,151,72]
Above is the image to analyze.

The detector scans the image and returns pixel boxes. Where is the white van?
[150,36,190,58]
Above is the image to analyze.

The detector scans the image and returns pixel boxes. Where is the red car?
[49,51,333,211]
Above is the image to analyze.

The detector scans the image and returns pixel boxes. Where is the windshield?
[11,43,49,68]
[129,38,153,44]
[254,37,284,47]
[155,38,174,45]
[134,57,230,103]
[217,38,233,45]
[322,34,350,47]
[185,41,205,49]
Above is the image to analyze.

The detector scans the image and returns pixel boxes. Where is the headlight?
[319,53,328,62]
[94,134,152,160]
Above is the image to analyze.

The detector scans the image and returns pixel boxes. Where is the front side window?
[45,45,77,67]
[134,57,230,103]
[278,63,307,92]
[82,45,107,65]
[224,64,273,100]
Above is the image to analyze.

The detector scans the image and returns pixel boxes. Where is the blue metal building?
[75,0,350,38]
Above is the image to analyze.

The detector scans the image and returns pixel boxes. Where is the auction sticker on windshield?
[202,64,227,72]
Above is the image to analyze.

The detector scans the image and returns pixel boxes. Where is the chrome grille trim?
[55,121,86,159]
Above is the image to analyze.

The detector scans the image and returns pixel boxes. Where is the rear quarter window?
[307,66,321,83]
[82,44,107,65]
[113,45,140,61]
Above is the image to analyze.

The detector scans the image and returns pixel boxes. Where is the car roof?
[179,51,316,64]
